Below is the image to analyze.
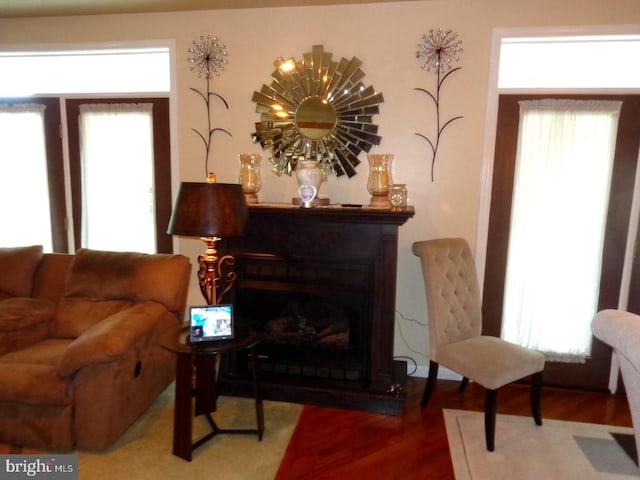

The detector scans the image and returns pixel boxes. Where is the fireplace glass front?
[232,254,372,385]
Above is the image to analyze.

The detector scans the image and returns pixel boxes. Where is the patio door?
[0,96,172,254]
[482,93,640,390]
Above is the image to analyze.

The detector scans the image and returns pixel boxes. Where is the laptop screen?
[189,304,234,343]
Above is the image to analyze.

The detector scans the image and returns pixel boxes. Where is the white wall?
[1,0,638,376]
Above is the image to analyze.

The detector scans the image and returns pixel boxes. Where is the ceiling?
[0,0,409,18]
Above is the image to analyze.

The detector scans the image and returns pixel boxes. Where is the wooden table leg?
[173,352,193,461]
[194,354,217,416]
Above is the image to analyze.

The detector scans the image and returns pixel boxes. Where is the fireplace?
[234,255,371,384]
[218,204,414,415]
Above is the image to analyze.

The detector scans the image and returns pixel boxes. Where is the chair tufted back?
[412,238,482,360]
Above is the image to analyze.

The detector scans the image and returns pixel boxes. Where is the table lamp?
[167,175,248,305]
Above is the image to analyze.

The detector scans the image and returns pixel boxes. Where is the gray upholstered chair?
[412,237,545,451]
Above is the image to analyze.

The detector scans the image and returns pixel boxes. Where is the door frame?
[483,93,640,391]
[476,26,640,391]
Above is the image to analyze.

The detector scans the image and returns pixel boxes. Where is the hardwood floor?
[275,377,633,479]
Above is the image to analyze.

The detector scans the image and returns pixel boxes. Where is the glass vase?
[367,153,394,208]
[238,153,262,204]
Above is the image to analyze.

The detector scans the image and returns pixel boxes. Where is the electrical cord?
[394,309,428,376]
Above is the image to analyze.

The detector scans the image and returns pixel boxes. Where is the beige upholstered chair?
[412,238,545,451]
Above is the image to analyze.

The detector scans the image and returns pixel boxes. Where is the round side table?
[160,325,265,461]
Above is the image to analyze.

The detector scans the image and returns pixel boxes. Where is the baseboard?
[411,365,462,381]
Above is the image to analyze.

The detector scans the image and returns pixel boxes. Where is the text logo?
[0,455,77,480]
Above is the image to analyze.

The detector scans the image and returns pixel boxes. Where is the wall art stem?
[415,29,463,182]
[188,34,231,177]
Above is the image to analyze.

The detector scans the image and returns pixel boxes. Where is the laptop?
[189,304,235,343]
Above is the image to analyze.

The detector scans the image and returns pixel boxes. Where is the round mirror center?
[295,96,337,140]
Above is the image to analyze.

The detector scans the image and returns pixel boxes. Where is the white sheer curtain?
[0,103,53,250]
[79,103,156,253]
[501,99,622,362]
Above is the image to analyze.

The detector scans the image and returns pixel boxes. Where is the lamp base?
[197,237,237,305]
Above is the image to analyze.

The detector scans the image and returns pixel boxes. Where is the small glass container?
[389,184,408,208]
[238,153,262,204]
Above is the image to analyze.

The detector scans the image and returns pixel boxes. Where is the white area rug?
[75,384,303,480]
[444,409,639,480]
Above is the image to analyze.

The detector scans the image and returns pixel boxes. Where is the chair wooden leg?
[421,361,439,407]
[458,377,469,393]
[530,371,543,426]
[485,389,498,452]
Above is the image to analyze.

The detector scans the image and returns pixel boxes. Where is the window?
[0,103,52,250]
[66,98,173,254]
[500,99,621,362]
[0,47,170,95]
[78,103,156,253]
[0,44,173,253]
[479,28,640,389]
[499,35,640,90]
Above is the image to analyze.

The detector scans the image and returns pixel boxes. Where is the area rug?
[2,384,303,480]
[444,409,639,480]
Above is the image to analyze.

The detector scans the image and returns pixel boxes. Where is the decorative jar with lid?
[295,158,323,207]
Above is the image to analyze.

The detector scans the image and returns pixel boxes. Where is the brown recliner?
[412,237,545,451]
[0,248,191,450]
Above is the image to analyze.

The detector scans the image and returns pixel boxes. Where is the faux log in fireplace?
[218,204,414,415]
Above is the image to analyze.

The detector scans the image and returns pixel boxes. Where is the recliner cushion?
[51,297,134,339]
[50,248,190,338]
[0,245,44,299]
[63,248,190,312]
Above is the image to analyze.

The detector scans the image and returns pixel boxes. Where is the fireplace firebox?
[218,204,414,415]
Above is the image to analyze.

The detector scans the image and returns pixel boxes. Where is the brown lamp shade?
[167,182,248,238]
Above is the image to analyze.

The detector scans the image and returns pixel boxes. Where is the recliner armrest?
[57,301,177,377]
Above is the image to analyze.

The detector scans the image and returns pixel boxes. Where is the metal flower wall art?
[188,34,231,177]
[415,28,463,181]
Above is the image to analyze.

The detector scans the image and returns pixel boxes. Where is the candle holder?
[367,153,394,208]
[389,184,408,209]
[237,153,262,204]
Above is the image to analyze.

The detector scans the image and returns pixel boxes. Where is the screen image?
[189,304,234,342]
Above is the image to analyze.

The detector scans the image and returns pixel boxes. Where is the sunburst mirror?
[251,45,384,177]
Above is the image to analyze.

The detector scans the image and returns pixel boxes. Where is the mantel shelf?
[248,203,415,225]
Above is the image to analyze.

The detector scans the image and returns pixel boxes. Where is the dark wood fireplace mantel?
[218,203,414,415]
